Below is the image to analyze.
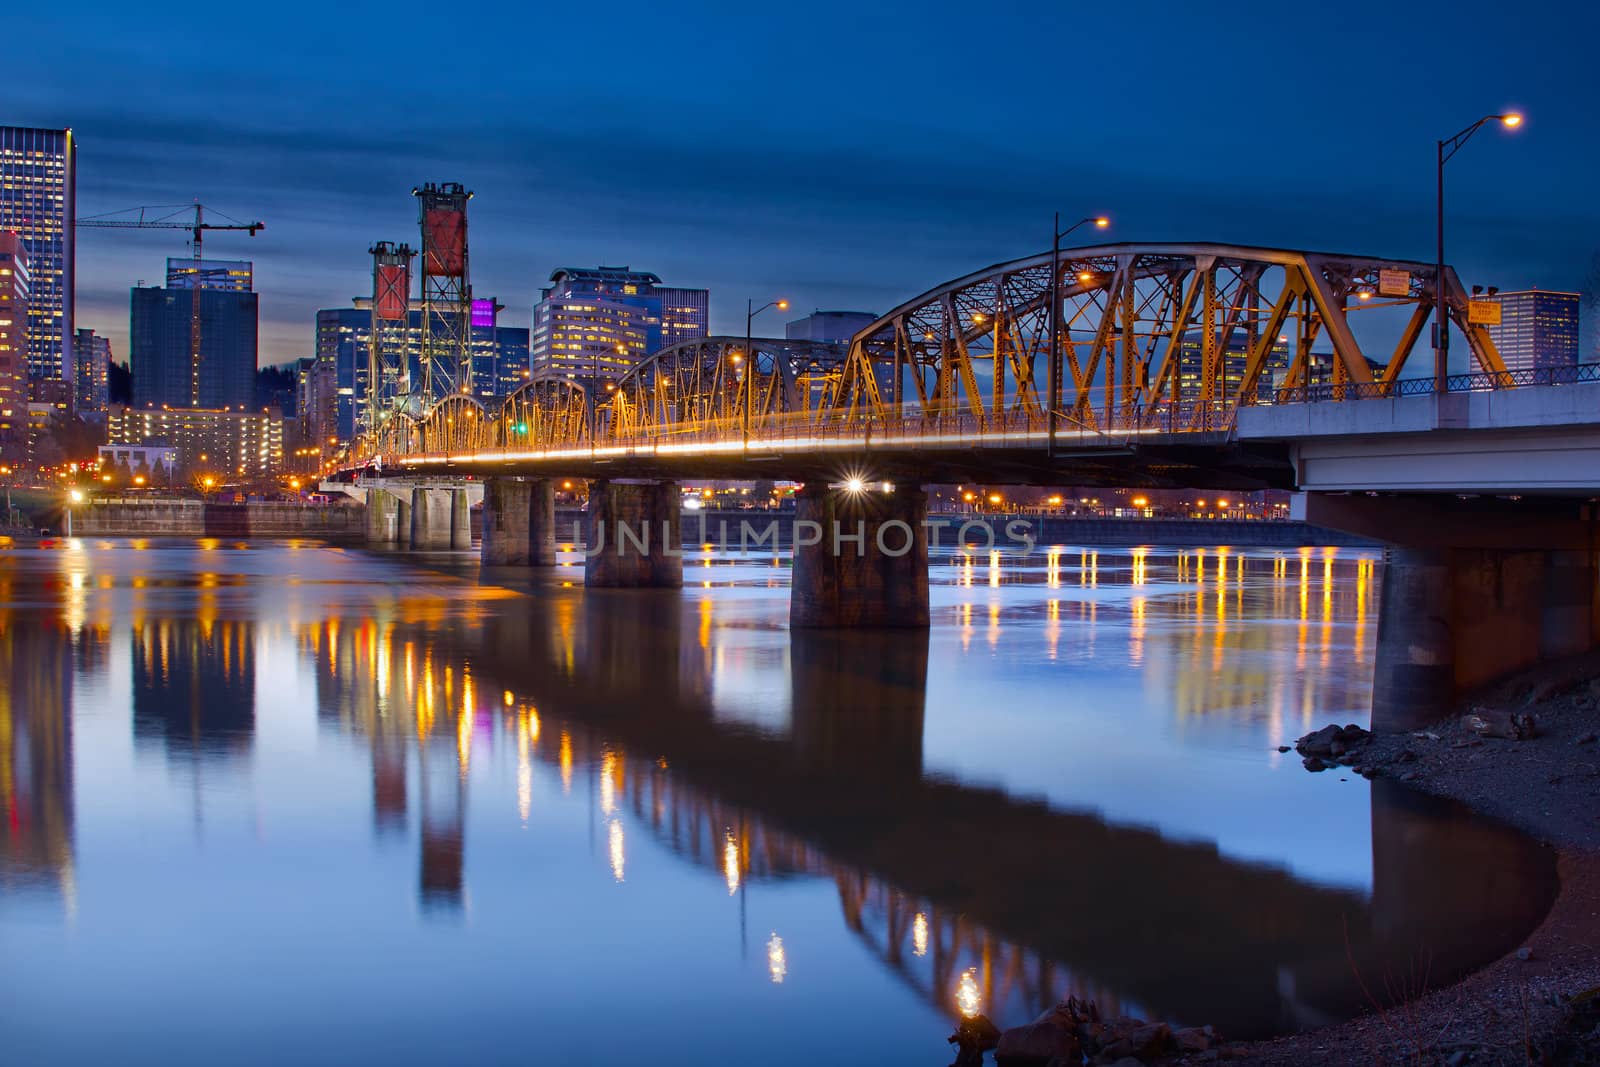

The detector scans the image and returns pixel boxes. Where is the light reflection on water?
[0,540,1556,1066]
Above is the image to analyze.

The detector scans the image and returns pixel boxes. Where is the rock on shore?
[987,996,1227,1066]
[1257,657,1600,1065]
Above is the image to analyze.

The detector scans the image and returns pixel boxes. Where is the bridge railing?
[380,396,1257,466]
[373,358,1600,466]
[1268,360,1600,406]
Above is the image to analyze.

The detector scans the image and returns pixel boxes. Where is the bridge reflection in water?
[298,567,1555,1039]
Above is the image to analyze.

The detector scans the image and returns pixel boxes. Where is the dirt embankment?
[1239,655,1600,1066]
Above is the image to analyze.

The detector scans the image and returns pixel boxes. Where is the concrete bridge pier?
[584,479,683,588]
[364,488,400,544]
[394,496,412,547]
[790,482,929,629]
[450,488,472,549]
[1304,494,1600,732]
[481,477,558,566]
[410,487,452,550]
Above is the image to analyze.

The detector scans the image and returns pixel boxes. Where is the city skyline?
[10,1,1598,370]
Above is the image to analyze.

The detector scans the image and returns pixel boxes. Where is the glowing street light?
[744,298,788,439]
[65,487,84,536]
[1050,212,1112,457]
[1434,112,1523,390]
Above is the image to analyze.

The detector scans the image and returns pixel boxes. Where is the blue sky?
[14,0,1600,366]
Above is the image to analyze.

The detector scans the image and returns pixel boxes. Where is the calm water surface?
[0,538,1556,1065]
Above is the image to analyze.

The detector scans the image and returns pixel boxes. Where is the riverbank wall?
[75,499,366,542]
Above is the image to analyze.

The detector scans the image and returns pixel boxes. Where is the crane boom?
[77,202,264,406]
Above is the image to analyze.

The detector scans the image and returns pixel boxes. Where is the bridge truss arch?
[833,242,1506,433]
[353,242,1511,466]
[607,336,851,439]
[497,376,592,450]
[414,393,489,454]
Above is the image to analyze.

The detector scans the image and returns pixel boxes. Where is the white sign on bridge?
[1378,269,1411,297]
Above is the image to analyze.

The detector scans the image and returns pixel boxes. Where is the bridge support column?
[395,496,412,547]
[1375,547,1599,732]
[1303,493,1600,731]
[364,488,399,544]
[480,478,558,566]
[530,479,557,566]
[584,479,682,588]
[790,483,929,629]
[481,478,530,565]
[450,488,471,549]
[410,487,451,550]
[1372,548,1455,732]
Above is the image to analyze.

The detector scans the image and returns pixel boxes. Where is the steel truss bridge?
[349,242,1537,483]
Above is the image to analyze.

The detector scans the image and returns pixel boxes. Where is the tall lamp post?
[66,488,83,537]
[744,298,789,442]
[1435,113,1522,391]
[1048,214,1109,457]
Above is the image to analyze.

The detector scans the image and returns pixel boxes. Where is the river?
[0,538,1556,1065]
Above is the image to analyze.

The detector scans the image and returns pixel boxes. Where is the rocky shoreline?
[962,654,1600,1066]
[1247,653,1600,1066]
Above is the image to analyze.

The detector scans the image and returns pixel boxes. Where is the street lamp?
[1435,113,1522,391]
[744,298,788,441]
[66,488,84,537]
[1049,214,1110,456]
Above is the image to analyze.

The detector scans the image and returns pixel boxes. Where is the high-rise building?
[0,128,74,396]
[1178,330,1291,401]
[1484,288,1580,373]
[785,310,876,343]
[495,326,530,395]
[314,301,529,444]
[165,258,253,293]
[529,266,709,383]
[130,283,258,411]
[106,404,284,478]
[659,287,710,351]
[73,327,111,415]
[0,233,29,468]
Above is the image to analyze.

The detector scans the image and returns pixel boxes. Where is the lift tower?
[76,202,264,406]
[367,240,415,434]
[412,183,473,403]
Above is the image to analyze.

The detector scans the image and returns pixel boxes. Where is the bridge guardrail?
[360,362,1600,468]
[1271,361,1600,405]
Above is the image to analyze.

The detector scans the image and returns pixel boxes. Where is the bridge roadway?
[305,580,1555,1037]
[385,414,1287,488]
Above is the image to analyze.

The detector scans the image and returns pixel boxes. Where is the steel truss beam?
[353,242,1507,463]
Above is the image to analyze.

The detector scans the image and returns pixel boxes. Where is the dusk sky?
[15,0,1600,367]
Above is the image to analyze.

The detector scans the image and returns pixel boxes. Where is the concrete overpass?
[1235,377,1600,729]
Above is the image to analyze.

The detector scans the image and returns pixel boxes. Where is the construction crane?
[77,202,264,406]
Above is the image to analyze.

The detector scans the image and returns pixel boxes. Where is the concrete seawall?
[77,500,366,542]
